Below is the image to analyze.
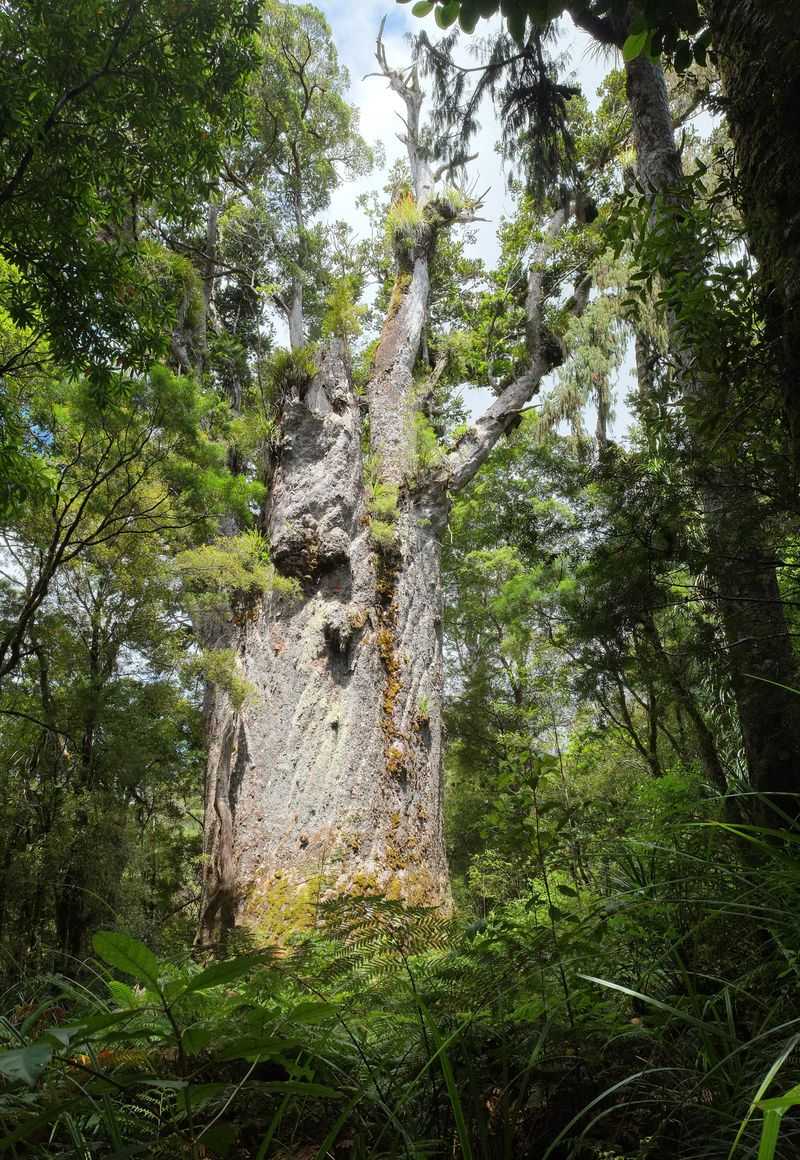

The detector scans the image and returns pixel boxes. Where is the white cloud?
[313,3,632,431]
[319,4,615,263]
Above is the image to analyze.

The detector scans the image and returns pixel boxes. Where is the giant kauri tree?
[197,22,591,943]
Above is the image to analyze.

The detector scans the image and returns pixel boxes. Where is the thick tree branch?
[374,16,432,204]
[432,152,478,182]
[441,203,591,494]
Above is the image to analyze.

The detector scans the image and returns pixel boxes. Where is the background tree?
[254,1,373,349]
[405,0,800,820]
[0,0,258,373]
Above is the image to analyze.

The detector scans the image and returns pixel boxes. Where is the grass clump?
[6,835,800,1159]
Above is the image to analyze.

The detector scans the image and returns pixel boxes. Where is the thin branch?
[0,707,77,745]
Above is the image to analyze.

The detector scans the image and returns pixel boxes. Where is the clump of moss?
[378,626,401,726]
[365,466,400,553]
[243,870,322,944]
[348,606,368,632]
[375,552,408,780]
[349,870,382,896]
[385,270,413,321]
[369,518,398,552]
[386,842,406,872]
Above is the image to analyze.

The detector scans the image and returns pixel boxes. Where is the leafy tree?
[0,0,259,521]
[0,0,259,378]
[248,0,373,349]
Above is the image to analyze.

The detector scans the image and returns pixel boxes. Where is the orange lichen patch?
[401,867,440,907]
[347,863,442,908]
[385,842,405,871]
[384,877,403,902]
[375,554,408,779]
[348,606,368,631]
[348,869,382,896]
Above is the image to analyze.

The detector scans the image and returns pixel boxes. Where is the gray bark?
[624,53,800,811]
[197,31,594,945]
[287,281,304,352]
[198,33,453,943]
[198,343,449,944]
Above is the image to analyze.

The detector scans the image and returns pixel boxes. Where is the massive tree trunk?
[197,28,589,946]
[197,36,452,945]
[198,340,450,945]
[708,0,800,456]
[624,52,800,813]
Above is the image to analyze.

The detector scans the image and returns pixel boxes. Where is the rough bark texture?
[198,343,449,945]
[624,52,800,810]
[197,30,594,945]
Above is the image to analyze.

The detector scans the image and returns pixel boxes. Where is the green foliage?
[267,345,319,404]
[184,648,256,712]
[401,0,709,63]
[0,0,259,380]
[412,411,447,474]
[321,275,368,346]
[176,530,298,624]
[386,193,427,251]
[364,464,401,551]
[369,518,399,553]
[1,6,799,1160]
[252,0,374,341]
[5,823,800,1157]
[368,481,400,523]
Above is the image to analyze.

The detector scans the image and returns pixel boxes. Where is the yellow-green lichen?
[242,871,323,944]
[385,270,412,320]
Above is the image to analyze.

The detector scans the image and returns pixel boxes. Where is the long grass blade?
[727,1033,800,1159]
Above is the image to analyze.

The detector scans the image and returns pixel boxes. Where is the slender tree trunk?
[708,0,800,456]
[287,282,304,352]
[199,200,219,375]
[288,183,306,352]
[624,53,800,813]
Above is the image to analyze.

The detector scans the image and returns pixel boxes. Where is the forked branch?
[441,200,592,494]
